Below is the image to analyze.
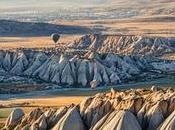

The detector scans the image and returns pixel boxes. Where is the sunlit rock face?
[4,108,24,130]
[91,110,142,130]
[69,34,175,56]
[4,87,175,130]
[52,106,86,130]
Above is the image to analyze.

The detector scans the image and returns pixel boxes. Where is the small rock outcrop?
[4,108,24,130]
[52,106,86,130]
[91,110,142,130]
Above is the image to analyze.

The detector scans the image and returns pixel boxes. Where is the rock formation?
[4,108,24,130]
[0,50,174,90]
[0,34,175,91]
[91,110,142,130]
[69,34,175,56]
[52,106,86,130]
[4,87,175,130]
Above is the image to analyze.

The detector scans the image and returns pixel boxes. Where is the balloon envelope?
[51,33,60,44]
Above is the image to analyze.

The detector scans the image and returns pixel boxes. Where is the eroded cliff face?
[0,48,174,89]
[69,34,175,56]
[3,87,175,130]
[0,34,175,89]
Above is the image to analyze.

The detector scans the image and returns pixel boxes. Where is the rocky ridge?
[69,34,175,56]
[0,50,174,89]
[3,87,175,130]
[0,34,175,89]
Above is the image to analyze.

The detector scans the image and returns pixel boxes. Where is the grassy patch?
[0,108,13,119]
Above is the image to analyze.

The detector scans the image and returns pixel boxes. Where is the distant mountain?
[0,20,95,36]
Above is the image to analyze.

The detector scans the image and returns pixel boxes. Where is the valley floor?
[0,35,81,50]
[55,15,175,37]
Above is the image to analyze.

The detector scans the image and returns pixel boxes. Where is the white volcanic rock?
[38,56,60,81]
[158,110,175,130]
[61,63,74,85]
[92,62,102,86]
[11,52,18,67]
[89,60,110,88]
[44,109,56,119]
[145,100,168,130]
[33,55,60,81]
[116,57,139,75]
[110,72,121,84]
[48,107,68,128]
[104,53,140,79]
[0,68,5,74]
[105,53,121,63]
[82,94,112,128]
[52,106,86,130]
[0,38,174,88]
[51,70,61,84]
[90,80,99,89]
[70,34,175,56]
[32,56,51,77]
[78,60,88,86]
[88,61,94,81]
[95,60,109,83]
[0,51,5,67]
[137,103,150,129]
[10,52,28,75]
[90,100,111,127]
[57,54,69,72]
[122,56,140,74]
[79,97,94,115]
[31,114,47,130]
[151,61,175,73]
[0,51,5,73]
[69,61,76,81]
[5,108,24,129]
[24,52,48,76]
[3,52,12,71]
[15,108,43,129]
[49,62,60,81]
[91,110,142,130]
[51,55,69,84]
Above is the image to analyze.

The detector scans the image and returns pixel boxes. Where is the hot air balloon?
[51,33,60,49]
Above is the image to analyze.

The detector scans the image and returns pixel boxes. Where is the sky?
[0,0,108,8]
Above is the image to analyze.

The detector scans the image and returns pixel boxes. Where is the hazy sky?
[0,0,108,8]
[0,0,111,22]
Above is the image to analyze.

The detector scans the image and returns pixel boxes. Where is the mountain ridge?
[0,34,175,92]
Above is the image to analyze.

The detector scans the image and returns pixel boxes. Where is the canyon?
[0,34,175,93]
